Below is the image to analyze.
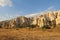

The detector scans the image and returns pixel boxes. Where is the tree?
[27,24,37,28]
[42,25,51,29]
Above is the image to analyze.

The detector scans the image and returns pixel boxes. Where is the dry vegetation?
[0,25,60,40]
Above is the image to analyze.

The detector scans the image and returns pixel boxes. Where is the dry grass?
[0,26,60,40]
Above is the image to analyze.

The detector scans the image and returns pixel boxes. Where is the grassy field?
[0,26,60,40]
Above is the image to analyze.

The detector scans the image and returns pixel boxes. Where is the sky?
[0,0,60,21]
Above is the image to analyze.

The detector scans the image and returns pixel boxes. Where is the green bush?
[0,25,2,28]
[18,25,23,28]
[48,21,52,26]
[16,24,23,28]
[58,23,60,25]
[0,24,2,28]
[27,24,37,28]
[42,25,51,29]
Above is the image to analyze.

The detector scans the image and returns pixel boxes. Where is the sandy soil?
[0,27,60,40]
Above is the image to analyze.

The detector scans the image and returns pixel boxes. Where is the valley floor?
[0,26,60,40]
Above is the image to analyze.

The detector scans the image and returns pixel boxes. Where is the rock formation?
[0,10,60,28]
[56,10,60,25]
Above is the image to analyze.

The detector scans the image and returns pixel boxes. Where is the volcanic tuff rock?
[56,10,60,25]
[0,10,60,28]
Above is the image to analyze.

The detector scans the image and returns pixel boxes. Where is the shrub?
[42,25,51,29]
[27,24,37,28]
[0,24,2,28]
[48,21,52,26]
[18,25,23,28]
[58,23,60,25]
[16,24,23,28]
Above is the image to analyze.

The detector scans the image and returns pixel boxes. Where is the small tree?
[0,24,2,28]
[0,25,2,28]
[58,23,60,25]
[16,24,23,28]
[42,25,51,29]
[27,24,37,28]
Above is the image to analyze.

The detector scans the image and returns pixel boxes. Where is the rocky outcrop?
[0,10,60,28]
[31,12,56,28]
[0,16,30,28]
[0,20,10,28]
[37,15,46,27]
[56,10,60,25]
[15,16,29,27]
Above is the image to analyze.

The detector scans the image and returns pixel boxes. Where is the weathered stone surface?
[0,10,60,28]
[56,10,60,25]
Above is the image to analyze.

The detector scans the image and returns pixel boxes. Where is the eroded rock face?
[9,19,16,28]
[56,10,60,25]
[0,16,29,28]
[31,12,56,28]
[31,17,38,25]
[45,12,56,28]
[46,12,56,21]
[0,10,60,28]
[57,10,60,18]
[0,20,10,28]
[56,18,60,25]
[10,16,29,28]
[37,15,47,27]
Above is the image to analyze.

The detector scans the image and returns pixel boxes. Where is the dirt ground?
[0,26,60,40]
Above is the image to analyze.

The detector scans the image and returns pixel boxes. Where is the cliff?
[0,10,60,29]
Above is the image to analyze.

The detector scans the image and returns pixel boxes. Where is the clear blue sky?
[0,0,60,21]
